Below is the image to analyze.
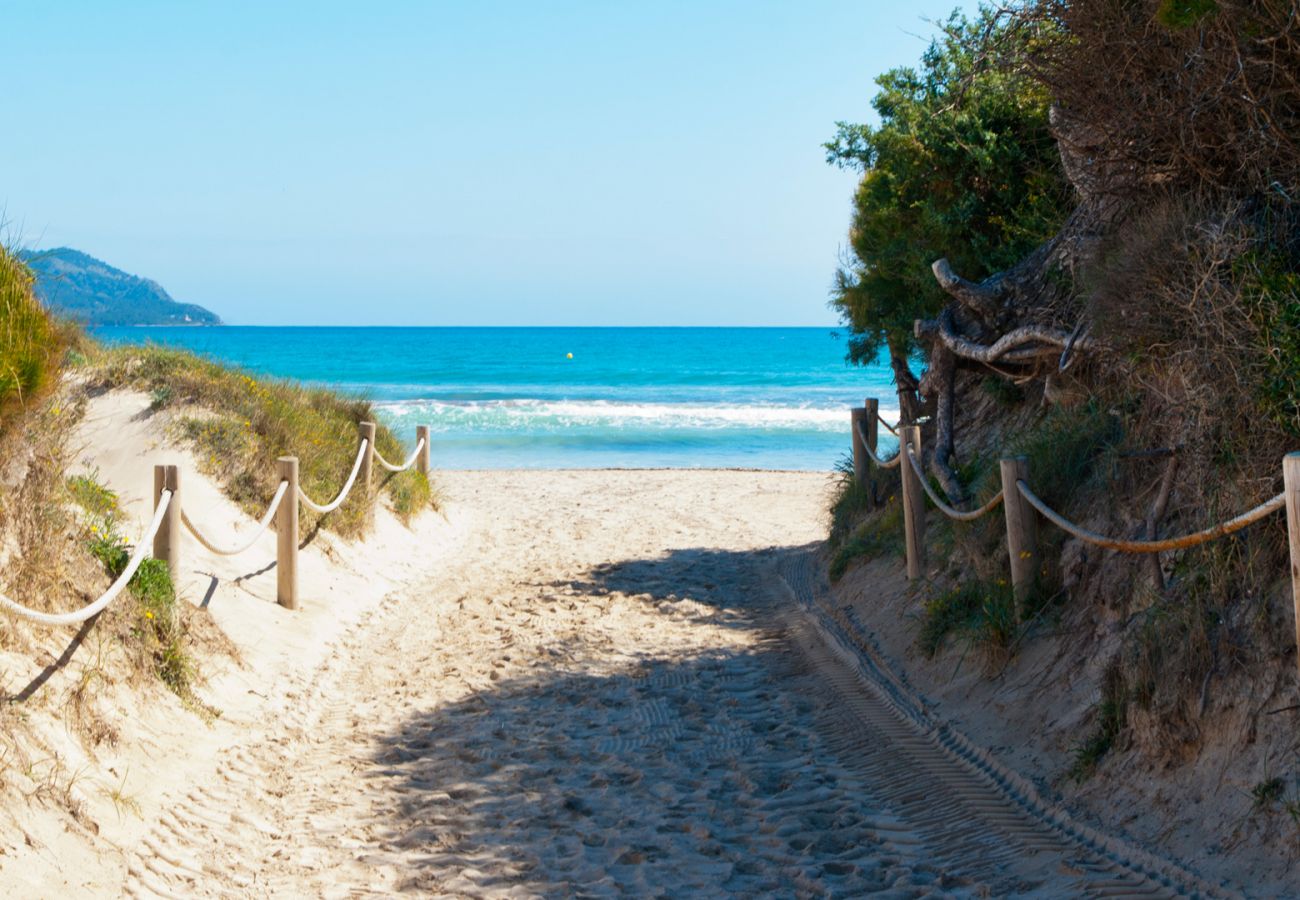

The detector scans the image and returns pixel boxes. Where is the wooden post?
[863,398,879,508]
[1283,453,1300,676]
[1000,456,1038,610]
[152,464,181,581]
[850,407,869,498]
[276,456,299,610]
[416,425,431,477]
[899,425,926,580]
[359,421,377,528]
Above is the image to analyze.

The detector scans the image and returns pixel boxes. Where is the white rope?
[0,491,173,626]
[1016,479,1285,554]
[374,437,425,473]
[298,438,369,514]
[182,480,288,556]
[904,447,1005,522]
[856,422,902,469]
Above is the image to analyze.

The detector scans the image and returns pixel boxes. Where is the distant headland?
[19,247,221,326]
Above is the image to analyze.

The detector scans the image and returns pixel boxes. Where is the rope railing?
[0,491,173,626]
[905,447,1004,522]
[2,420,434,626]
[374,437,426,473]
[856,421,901,469]
[1015,480,1285,554]
[878,414,899,436]
[298,438,369,514]
[181,480,289,557]
[848,400,1300,673]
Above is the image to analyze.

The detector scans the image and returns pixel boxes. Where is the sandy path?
[121,470,1188,898]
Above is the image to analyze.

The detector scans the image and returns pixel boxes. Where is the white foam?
[374,398,902,434]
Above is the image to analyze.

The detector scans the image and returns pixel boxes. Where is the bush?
[0,246,63,426]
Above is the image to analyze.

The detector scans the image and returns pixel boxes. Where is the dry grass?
[88,344,439,537]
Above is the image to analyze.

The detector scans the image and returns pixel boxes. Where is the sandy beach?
[26,456,1182,897]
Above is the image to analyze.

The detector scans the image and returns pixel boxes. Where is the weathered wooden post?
[850,407,870,499]
[416,425,431,477]
[152,464,181,581]
[899,425,926,580]
[1000,456,1038,610]
[359,421,377,527]
[1283,453,1300,676]
[276,456,299,610]
[863,398,880,508]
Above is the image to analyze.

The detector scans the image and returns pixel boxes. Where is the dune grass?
[0,246,65,425]
[90,345,438,537]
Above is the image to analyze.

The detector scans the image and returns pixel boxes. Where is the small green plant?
[829,497,905,580]
[76,494,199,702]
[388,469,435,524]
[1252,776,1286,810]
[828,454,874,547]
[149,385,173,410]
[102,768,142,819]
[67,472,118,519]
[1069,670,1127,782]
[981,376,1024,408]
[88,529,129,576]
[918,578,1013,658]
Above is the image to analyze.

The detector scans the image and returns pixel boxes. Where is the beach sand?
[3,391,1198,896]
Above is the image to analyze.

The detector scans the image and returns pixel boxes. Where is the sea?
[91,327,899,471]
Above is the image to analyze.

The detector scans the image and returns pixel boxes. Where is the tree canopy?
[826,11,1070,369]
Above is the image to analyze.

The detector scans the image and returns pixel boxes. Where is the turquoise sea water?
[92,327,899,470]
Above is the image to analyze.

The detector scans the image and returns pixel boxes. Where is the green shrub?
[0,246,63,426]
[918,575,1061,661]
[67,472,119,519]
[1010,403,1122,510]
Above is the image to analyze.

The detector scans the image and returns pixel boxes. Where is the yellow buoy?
[566,352,573,359]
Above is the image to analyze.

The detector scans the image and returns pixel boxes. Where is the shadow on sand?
[360,545,954,896]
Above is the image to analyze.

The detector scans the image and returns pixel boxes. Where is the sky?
[4,1,976,326]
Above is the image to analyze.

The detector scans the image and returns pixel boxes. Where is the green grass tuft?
[829,497,905,581]
[67,472,119,519]
[1069,667,1127,782]
[1010,402,1122,511]
[387,469,436,525]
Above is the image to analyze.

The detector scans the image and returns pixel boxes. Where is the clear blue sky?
[5,1,974,326]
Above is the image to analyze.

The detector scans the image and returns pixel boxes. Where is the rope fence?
[849,400,1300,671]
[0,491,174,626]
[0,420,433,625]
[297,438,370,515]
[375,436,426,473]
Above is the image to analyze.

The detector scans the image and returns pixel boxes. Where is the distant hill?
[18,247,221,326]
